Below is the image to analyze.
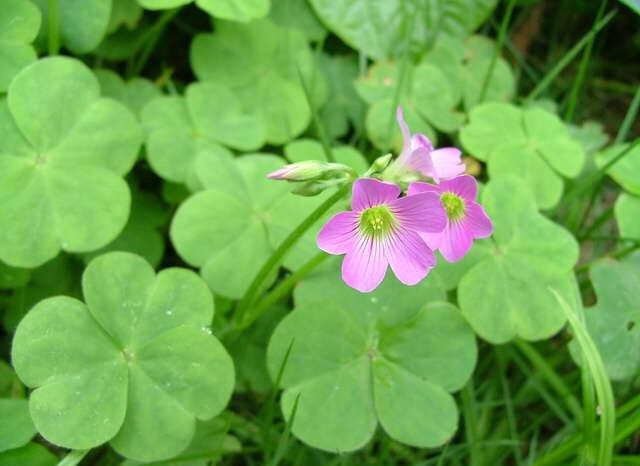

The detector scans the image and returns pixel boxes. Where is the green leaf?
[95,69,160,116]
[457,176,579,343]
[0,443,57,466]
[268,269,475,451]
[0,0,40,93]
[460,103,586,209]
[191,19,318,144]
[618,0,640,15]
[315,53,365,141]
[615,193,640,240]
[596,143,640,195]
[0,399,36,452]
[11,252,234,461]
[576,254,640,381]
[107,0,143,33]
[33,0,112,54]
[284,138,368,174]
[0,57,141,268]
[271,0,326,42]
[0,261,30,289]
[141,82,265,188]
[138,0,270,22]
[83,186,168,267]
[170,154,331,298]
[309,0,497,60]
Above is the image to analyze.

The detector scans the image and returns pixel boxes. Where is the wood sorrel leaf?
[95,68,160,116]
[0,0,40,93]
[571,254,640,381]
[267,266,475,451]
[615,193,640,240]
[191,18,322,144]
[309,0,497,60]
[11,252,234,461]
[0,57,142,268]
[460,103,585,209]
[32,0,112,54]
[0,399,36,452]
[138,0,270,22]
[171,154,332,298]
[457,176,580,343]
[596,143,640,195]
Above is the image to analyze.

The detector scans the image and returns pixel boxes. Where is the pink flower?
[395,107,465,183]
[408,176,493,262]
[317,178,446,292]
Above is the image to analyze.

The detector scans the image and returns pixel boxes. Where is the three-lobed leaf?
[11,252,235,461]
[0,0,40,93]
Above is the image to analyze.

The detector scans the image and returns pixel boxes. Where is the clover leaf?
[12,252,235,461]
[107,0,143,34]
[309,0,496,60]
[266,262,475,452]
[616,193,640,241]
[457,176,579,343]
[137,0,269,22]
[0,0,40,93]
[271,0,326,42]
[596,143,640,195]
[95,69,160,116]
[0,57,141,268]
[577,254,640,381]
[141,83,265,189]
[32,0,112,53]
[191,18,322,144]
[0,399,35,452]
[0,262,29,290]
[0,443,57,466]
[460,103,585,209]
[171,154,335,299]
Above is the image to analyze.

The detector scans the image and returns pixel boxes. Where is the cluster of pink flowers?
[317,109,493,292]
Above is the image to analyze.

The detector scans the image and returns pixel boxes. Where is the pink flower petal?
[410,134,433,152]
[417,231,442,251]
[386,228,436,286]
[438,221,474,262]
[351,178,401,211]
[430,148,465,181]
[341,237,388,292]
[407,181,439,196]
[438,175,478,201]
[404,147,435,178]
[466,203,493,238]
[389,192,446,233]
[317,211,360,254]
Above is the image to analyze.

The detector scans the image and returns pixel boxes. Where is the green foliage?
[0,0,40,93]
[11,252,234,461]
[267,263,476,451]
[0,57,141,267]
[138,0,270,22]
[461,103,586,209]
[0,399,36,452]
[596,142,640,194]
[457,176,579,343]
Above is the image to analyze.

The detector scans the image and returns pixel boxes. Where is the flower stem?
[234,185,348,327]
[47,0,60,55]
[57,450,89,466]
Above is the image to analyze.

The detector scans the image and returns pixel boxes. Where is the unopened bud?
[292,176,351,197]
[267,161,355,183]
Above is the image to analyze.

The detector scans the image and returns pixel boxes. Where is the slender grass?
[525,9,616,101]
[496,347,524,465]
[564,0,608,122]
[47,0,60,55]
[268,394,301,466]
[297,65,335,162]
[479,0,517,103]
[551,289,615,466]
[615,85,640,144]
[461,379,483,466]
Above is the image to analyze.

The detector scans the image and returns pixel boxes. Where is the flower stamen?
[359,205,396,238]
[441,192,466,221]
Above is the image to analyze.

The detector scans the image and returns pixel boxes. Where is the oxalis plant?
[0,1,639,466]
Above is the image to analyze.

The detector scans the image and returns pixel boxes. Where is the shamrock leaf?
[84,186,168,267]
[141,82,265,189]
[191,18,321,144]
[616,193,640,240]
[11,252,235,461]
[170,154,335,299]
[107,0,143,33]
[457,176,580,343]
[309,0,497,60]
[596,143,640,195]
[267,262,475,452]
[0,262,29,290]
[32,0,112,53]
[0,399,35,452]
[271,0,326,42]
[0,0,40,93]
[576,254,640,381]
[0,57,141,268]
[0,443,57,466]
[95,69,160,116]
[137,0,270,22]
[460,103,585,209]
